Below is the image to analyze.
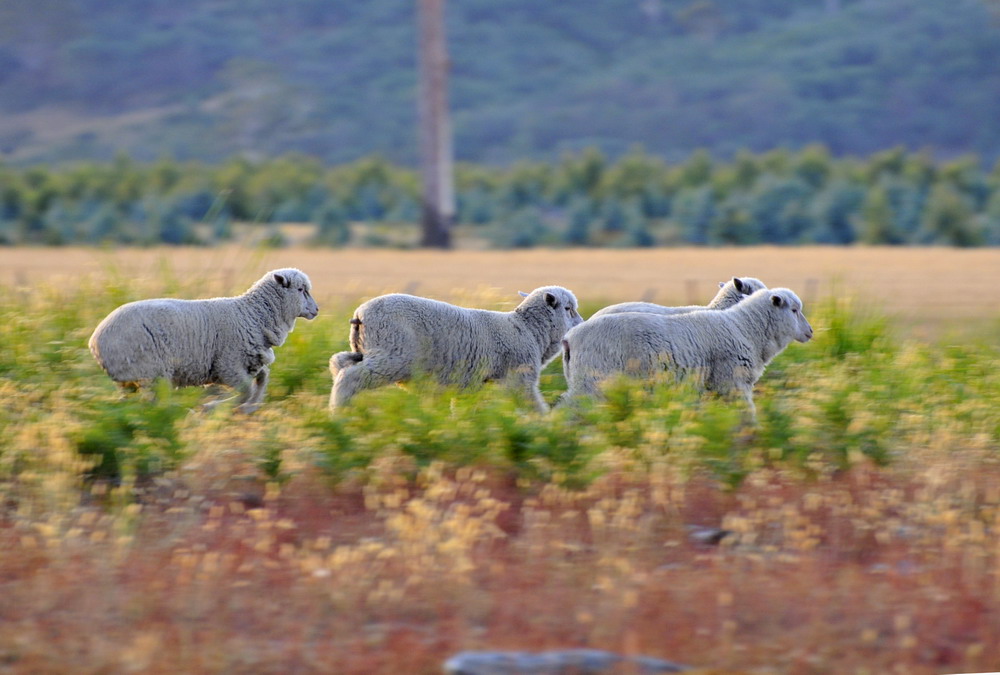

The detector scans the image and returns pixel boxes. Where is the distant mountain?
[1,0,999,165]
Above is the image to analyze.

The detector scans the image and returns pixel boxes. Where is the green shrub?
[3,274,999,494]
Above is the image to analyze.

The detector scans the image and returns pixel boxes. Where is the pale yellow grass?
[2,245,997,335]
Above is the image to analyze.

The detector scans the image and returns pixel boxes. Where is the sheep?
[589,276,766,319]
[89,268,319,413]
[560,287,813,420]
[329,286,583,412]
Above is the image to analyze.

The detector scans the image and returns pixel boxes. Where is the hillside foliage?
[2,147,1000,247]
[1,0,999,164]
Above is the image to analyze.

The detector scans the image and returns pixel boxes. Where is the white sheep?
[590,276,766,319]
[329,286,583,412]
[89,268,319,413]
[561,287,813,420]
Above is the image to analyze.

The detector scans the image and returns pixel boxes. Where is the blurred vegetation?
[2,0,1000,165]
[2,273,998,495]
[2,146,1000,247]
[3,269,1000,674]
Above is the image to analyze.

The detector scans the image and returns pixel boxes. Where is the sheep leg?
[330,351,364,377]
[330,357,399,409]
[506,367,548,413]
[118,381,141,395]
[737,384,757,425]
[201,364,263,414]
[235,367,269,414]
[202,384,243,412]
[116,381,151,401]
[558,365,606,407]
[201,394,237,412]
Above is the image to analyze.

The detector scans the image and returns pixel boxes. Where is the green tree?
[709,198,759,245]
[982,190,1000,244]
[793,144,833,189]
[494,207,548,248]
[672,185,715,244]
[313,200,351,246]
[919,183,982,246]
[858,185,898,245]
[555,148,606,200]
[809,181,864,244]
[681,149,714,186]
[563,197,595,245]
[748,175,811,243]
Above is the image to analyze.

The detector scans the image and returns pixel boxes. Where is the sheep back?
[590,276,766,319]
[89,297,244,387]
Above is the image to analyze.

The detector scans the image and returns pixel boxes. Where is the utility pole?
[416,0,454,248]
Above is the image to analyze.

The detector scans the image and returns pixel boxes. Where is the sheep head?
[271,268,319,320]
[768,289,813,343]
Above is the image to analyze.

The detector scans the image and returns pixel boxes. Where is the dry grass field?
[2,245,1000,674]
[2,244,998,335]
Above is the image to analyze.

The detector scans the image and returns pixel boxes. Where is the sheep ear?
[518,291,529,298]
[274,272,290,288]
[718,281,725,288]
[733,277,744,292]
[545,292,559,308]
[771,294,784,307]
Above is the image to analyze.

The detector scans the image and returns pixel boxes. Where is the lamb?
[329,286,583,412]
[560,287,813,420]
[590,276,766,319]
[89,268,319,413]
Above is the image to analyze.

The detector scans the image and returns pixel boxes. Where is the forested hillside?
[1,0,999,165]
[3,148,998,247]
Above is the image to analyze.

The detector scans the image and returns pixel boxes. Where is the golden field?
[2,245,998,335]
[3,245,1000,674]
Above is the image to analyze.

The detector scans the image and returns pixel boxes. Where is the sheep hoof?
[201,395,235,413]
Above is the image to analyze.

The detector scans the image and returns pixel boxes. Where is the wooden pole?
[416,0,454,248]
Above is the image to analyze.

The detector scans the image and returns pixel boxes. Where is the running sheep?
[590,276,766,318]
[329,286,583,412]
[89,268,319,414]
[560,287,813,420]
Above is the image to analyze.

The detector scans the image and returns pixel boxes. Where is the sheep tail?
[349,317,362,353]
[328,317,365,377]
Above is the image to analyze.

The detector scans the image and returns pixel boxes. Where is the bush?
[312,200,351,246]
[490,207,549,248]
